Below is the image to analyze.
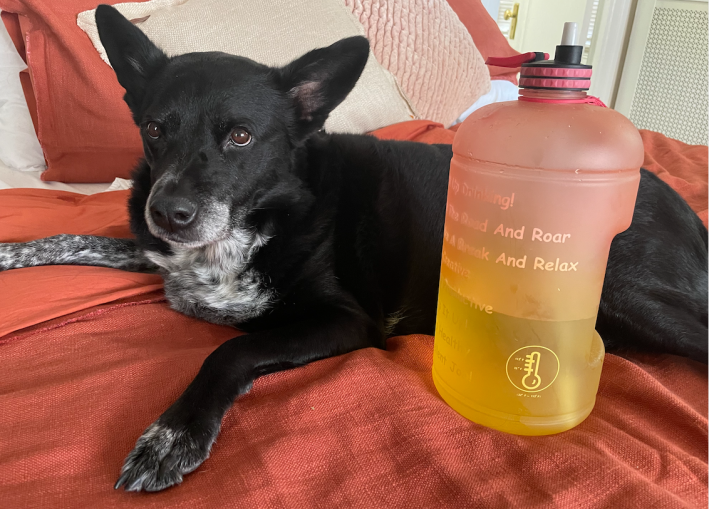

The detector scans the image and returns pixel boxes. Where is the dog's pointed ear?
[95,4,168,118]
[279,36,369,137]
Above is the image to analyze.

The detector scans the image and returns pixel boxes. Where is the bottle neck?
[518,89,588,104]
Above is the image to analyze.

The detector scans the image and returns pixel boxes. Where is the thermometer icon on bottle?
[521,351,542,390]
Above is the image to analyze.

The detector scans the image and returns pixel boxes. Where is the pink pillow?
[344,0,491,127]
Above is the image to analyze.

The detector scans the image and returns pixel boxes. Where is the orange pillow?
[0,0,147,183]
[445,0,520,84]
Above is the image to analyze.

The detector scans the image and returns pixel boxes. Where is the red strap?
[584,96,607,107]
[486,52,550,68]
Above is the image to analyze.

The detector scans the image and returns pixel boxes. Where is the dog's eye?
[230,128,252,147]
[146,122,161,139]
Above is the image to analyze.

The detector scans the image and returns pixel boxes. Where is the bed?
[0,0,706,505]
[0,120,706,508]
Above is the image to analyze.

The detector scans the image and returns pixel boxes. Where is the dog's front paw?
[114,419,218,492]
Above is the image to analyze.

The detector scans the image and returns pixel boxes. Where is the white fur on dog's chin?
[145,223,274,325]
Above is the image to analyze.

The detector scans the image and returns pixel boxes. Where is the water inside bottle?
[433,278,605,435]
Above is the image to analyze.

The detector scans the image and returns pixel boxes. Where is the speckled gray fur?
[145,229,274,325]
[114,420,219,492]
[0,227,274,326]
[0,234,154,272]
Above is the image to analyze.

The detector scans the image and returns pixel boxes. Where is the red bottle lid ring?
[486,47,592,92]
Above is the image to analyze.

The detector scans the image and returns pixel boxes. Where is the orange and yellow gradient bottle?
[432,24,644,435]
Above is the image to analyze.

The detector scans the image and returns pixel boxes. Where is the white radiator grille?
[628,6,708,145]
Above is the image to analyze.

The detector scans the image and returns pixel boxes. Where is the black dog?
[0,5,705,492]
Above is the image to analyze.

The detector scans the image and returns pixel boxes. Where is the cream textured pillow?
[78,0,416,134]
[344,0,491,127]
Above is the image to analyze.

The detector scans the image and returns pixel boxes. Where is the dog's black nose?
[150,197,198,233]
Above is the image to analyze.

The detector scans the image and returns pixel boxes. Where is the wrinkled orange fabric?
[0,125,706,508]
[639,130,708,227]
[0,190,162,337]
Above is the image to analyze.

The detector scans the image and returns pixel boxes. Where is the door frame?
[586,0,637,107]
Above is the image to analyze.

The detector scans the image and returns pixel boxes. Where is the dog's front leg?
[0,234,155,272]
[114,306,381,492]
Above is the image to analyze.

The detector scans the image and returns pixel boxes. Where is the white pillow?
[0,11,45,172]
[452,80,519,126]
[78,0,418,135]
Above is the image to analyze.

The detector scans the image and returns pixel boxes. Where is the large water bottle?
[432,23,644,435]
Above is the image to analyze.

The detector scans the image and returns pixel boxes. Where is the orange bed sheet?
[0,123,706,508]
